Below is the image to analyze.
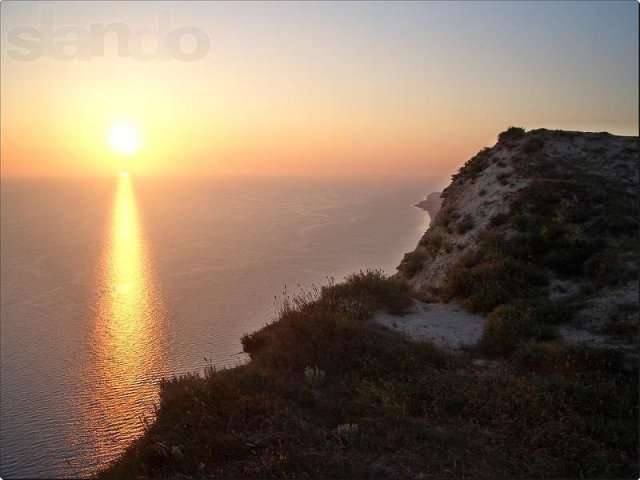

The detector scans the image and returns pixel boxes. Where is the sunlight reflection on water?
[82,176,167,468]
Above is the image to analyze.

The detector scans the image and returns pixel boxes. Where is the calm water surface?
[0,176,438,478]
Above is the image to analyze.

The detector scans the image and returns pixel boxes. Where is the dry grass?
[100,270,638,479]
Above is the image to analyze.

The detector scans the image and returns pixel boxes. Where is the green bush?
[326,269,414,316]
[498,126,525,144]
[543,240,602,276]
[521,137,545,154]
[497,172,510,185]
[419,231,450,258]
[397,250,427,278]
[506,179,627,276]
[478,304,555,356]
[242,270,418,371]
[526,297,582,325]
[489,212,509,227]
[584,248,638,287]
[442,249,547,314]
[436,206,460,232]
[455,214,474,234]
[452,148,491,180]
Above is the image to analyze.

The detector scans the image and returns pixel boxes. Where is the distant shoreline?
[414,191,443,227]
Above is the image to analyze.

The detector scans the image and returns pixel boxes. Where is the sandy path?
[374,300,485,350]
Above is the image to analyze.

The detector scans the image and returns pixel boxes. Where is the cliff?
[400,128,638,292]
[397,127,638,355]
[101,128,639,480]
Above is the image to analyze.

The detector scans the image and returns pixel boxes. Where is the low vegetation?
[478,303,556,356]
[419,231,452,257]
[101,269,637,479]
[520,136,544,154]
[435,206,460,232]
[497,126,526,144]
[442,247,548,314]
[450,148,491,182]
[454,213,474,234]
[397,250,427,278]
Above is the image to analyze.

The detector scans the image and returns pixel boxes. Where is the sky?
[1,0,638,177]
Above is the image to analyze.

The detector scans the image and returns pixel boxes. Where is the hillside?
[397,127,638,358]
[100,128,639,480]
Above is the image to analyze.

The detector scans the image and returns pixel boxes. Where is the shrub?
[498,126,525,144]
[397,250,427,278]
[506,179,625,276]
[584,248,639,287]
[241,270,427,374]
[335,423,359,444]
[304,366,326,386]
[497,172,510,185]
[526,297,582,325]
[489,212,509,227]
[521,137,545,154]
[442,249,547,314]
[543,241,602,276]
[325,269,413,316]
[420,231,450,258]
[512,153,557,177]
[436,207,460,231]
[452,148,491,180]
[455,214,474,234]
[479,304,555,356]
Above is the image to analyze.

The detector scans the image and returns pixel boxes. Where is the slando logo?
[5,8,211,62]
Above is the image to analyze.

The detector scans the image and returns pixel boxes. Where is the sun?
[109,124,141,155]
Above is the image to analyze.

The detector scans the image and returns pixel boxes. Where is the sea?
[0,175,440,478]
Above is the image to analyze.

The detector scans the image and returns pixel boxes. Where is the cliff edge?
[397,127,638,354]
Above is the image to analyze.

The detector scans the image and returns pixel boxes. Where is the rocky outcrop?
[399,128,638,292]
[397,127,638,349]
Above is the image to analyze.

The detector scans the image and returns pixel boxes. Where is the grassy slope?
[101,270,637,479]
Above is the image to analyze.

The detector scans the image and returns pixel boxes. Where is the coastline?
[414,191,443,227]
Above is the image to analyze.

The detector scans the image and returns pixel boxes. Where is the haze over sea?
[0,175,438,478]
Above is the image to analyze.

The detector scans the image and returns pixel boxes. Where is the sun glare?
[109,124,141,156]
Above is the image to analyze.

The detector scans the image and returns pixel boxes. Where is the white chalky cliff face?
[398,128,638,303]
